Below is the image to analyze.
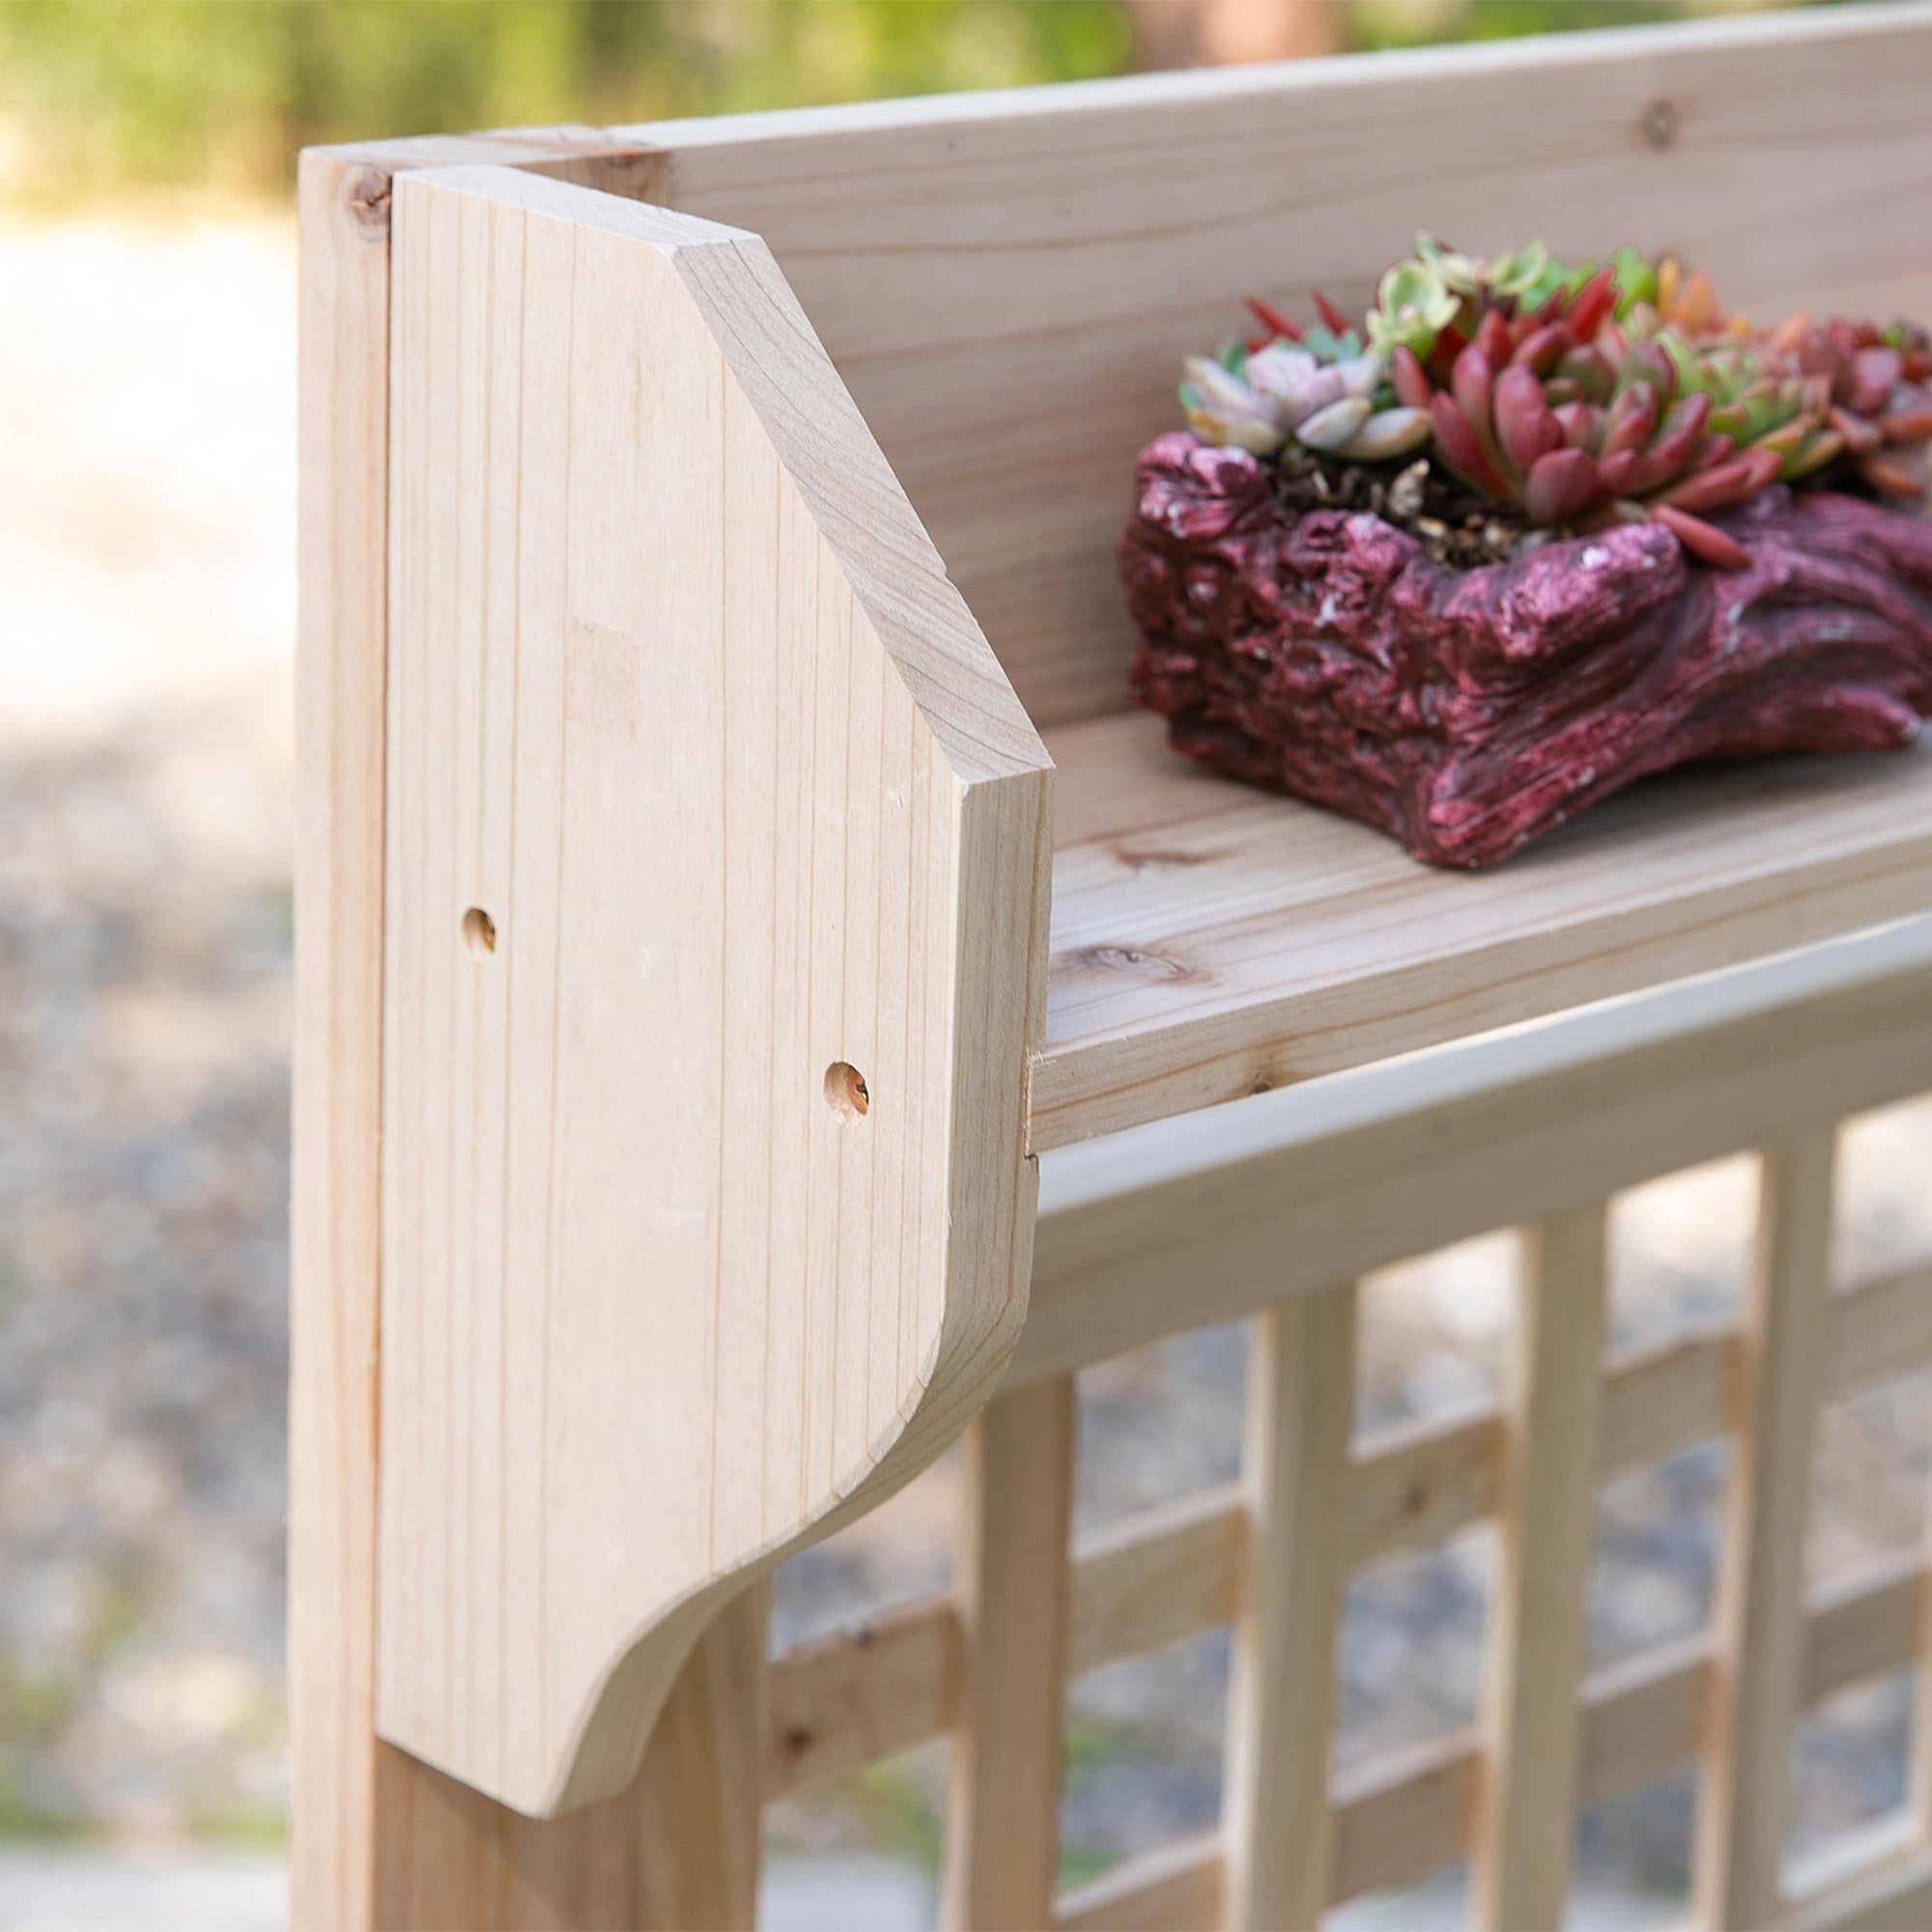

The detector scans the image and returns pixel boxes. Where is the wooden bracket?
[374,165,1052,1816]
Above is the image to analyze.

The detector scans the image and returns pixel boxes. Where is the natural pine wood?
[1222,1284,1356,1931]
[1015,960,1932,1388]
[1066,1486,1245,1681]
[295,12,1932,1920]
[603,3,1932,728]
[1473,1207,1609,1932]
[1034,713,1932,1149]
[1058,1835,1222,1932]
[376,163,1050,1816]
[1697,1133,1840,1929]
[944,1378,1078,1932]
[369,1583,770,1931]
[291,128,679,1931]
[764,1597,962,1799]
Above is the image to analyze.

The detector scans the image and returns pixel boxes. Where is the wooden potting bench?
[292,6,1932,1924]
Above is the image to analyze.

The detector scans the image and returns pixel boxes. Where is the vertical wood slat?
[1696,1131,1840,1930]
[944,1377,1078,1932]
[1221,1281,1358,1932]
[1473,1206,1610,1932]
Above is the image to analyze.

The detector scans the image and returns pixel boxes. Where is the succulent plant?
[1763,314,1932,501]
[1184,236,1932,571]
[1179,339,1431,468]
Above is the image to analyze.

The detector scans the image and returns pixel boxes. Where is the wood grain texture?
[765,1596,962,1800]
[291,128,673,1931]
[1473,1206,1608,1932]
[1222,1285,1356,1931]
[369,1581,770,1931]
[377,163,1050,1816]
[943,1378,1077,1932]
[1697,1133,1839,1930]
[595,3,1932,728]
[1066,1485,1244,1681]
[1014,962,1932,1388]
[1044,1553,1929,1927]
[1034,712,1932,1149]
[1058,1835,1222,1932]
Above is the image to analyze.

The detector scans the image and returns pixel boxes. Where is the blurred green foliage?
[0,0,1845,205]
[0,0,1132,201]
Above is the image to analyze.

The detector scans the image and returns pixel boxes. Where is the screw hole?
[824,1062,870,1122]
[462,906,497,955]
[1642,98,1679,151]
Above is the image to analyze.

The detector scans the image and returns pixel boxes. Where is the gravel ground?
[2,213,1930,1925]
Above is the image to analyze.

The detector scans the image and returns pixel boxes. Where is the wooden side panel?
[609,4,1932,724]
[378,165,1049,1817]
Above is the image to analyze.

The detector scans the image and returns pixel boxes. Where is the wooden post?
[293,140,789,1932]
[944,1378,1078,1931]
[1221,1282,1357,1931]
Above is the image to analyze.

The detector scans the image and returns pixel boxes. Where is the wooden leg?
[369,1581,772,1932]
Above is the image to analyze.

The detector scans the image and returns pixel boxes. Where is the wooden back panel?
[603,3,1932,726]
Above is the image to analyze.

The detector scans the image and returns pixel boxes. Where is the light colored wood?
[1058,1835,1223,1932]
[1474,1206,1609,1932]
[1804,1550,1925,1709]
[1014,962,1932,1388]
[752,1539,1928,1918]
[1603,1327,1735,1478]
[376,163,1050,1817]
[290,142,395,1932]
[1332,1730,1478,1905]
[1034,713,1932,1149]
[1831,1261,1932,1396]
[290,128,678,1932]
[1066,1486,1244,1681]
[370,1582,771,1931]
[597,3,1932,728]
[1350,1412,1501,1568]
[1222,1283,1357,1931]
[765,1597,963,1800]
[944,1378,1077,1932]
[1697,1133,1839,1930]
[1790,1846,1932,1932]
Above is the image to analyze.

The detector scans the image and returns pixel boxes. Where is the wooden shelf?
[1032,712,1932,1150]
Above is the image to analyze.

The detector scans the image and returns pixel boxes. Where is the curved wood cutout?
[377,165,1051,1816]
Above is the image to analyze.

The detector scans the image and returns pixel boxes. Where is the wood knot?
[1641,99,1680,151]
[1074,944,1200,983]
[346,166,393,236]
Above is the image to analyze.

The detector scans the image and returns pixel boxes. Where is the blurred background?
[0,2,1927,1928]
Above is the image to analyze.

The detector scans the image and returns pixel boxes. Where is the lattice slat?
[1698,1132,1840,1929]
[942,1377,1076,1932]
[1222,1282,1356,1929]
[1473,1205,1610,1931]
[755,1147,1932,1930]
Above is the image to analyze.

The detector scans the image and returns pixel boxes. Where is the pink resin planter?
[1122,432,1932,868]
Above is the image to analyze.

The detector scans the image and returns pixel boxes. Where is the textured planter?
[1123,430,1932,867]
